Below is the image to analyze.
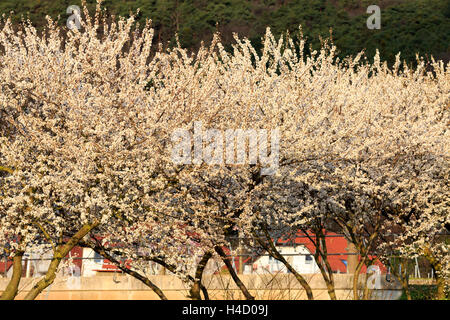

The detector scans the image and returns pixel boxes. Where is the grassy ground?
[400,284,449,300]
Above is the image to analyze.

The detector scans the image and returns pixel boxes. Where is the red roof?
[277,231,349,273]
[276,230,386,273]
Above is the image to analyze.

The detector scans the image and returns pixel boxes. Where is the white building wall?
[251,245,320,274]
[81,248,104,277]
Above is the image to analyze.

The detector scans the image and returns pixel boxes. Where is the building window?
[305,255,313,264]
[93,252,103,264]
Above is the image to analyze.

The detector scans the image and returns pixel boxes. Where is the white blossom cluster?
[0,1,448,296]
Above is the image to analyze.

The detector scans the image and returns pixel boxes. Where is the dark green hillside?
[0,0,449,65]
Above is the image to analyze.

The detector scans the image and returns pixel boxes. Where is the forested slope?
[1,0,449,64]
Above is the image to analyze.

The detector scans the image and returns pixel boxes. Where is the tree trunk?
[352,259,365,300]
[151,257,209,300]
[0,251,24,300]
[189,252,212,300]
[315,230,337,300]
[324,277,337,300]
[23,222,97,300]
[276,251,314,300]
[347,230,379,300]
[258,227,314,300]
[362,270,371,300]
[87,242,168,300]
[315,259,337,300]
[400,258,411,300]
[214,246,255,300]
[435,272,446,300]
[422,246,446,300]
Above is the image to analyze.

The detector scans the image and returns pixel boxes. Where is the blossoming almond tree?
[0,1,178,299]
[238,35,449,300]
[1,0,448,301]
